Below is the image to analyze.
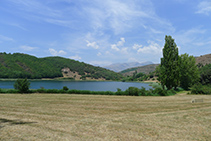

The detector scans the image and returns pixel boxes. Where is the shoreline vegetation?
[0,87,176,96]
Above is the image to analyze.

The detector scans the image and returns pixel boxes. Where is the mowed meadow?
[0,94,211,140]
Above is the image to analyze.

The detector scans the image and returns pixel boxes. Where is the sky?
[0,0,211,66]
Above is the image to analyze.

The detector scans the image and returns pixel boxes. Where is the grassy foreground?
[0,94,210,140]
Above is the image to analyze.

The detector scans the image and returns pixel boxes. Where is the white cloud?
[133,44,142,50]
[49,48,67,56]
[0,34,14,42]
[81,0,174,35]
[111,37,125,51]
[89,60,112,66]
[121,47,128,54]
[8,0,61,18]
[9,23,27,31]
[105,51,113,55]
[117,37,125,46]
[111,44,120,51]
[97,52,102,56]
[196,1,211,15]
[20,45,37,51]
[128,57,139,62]
[175,27,206,46]
[70,55,82,60]
[137,40,162,54]
[86,40,99,49]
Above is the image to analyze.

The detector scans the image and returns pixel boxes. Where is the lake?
[0,80,152,92]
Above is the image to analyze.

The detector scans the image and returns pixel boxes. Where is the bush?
[116,88,125,95]
[191,83,203,94]
[153,87,167,96]
[167,89,176,96]
[63,86,69,91]
[14,78,30,93]
[191,84,211,95]
[139,87,147,96]
[6,89,19,93]
[36,88,47,93]
[125,87,139,96]
[0,89,18,93]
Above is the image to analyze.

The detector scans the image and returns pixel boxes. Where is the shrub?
[63,86,69,91]
[191,83,204,94]
[139,87,147,96]
[36,88,47,93]
[6,89,19,93]
[191,84,211,95]
[14,78,30,93]
[46,89,59,93]
[125,87,139,96]
[153,87,167,96]
[116,88,125,95]
[167,89,176,96]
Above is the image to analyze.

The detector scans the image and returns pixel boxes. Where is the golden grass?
[0,94,210,140]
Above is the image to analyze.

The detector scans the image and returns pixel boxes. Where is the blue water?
[0,80,152,92]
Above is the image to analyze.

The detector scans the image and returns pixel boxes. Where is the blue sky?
[0,0,211,66]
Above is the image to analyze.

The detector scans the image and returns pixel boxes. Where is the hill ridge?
[120,53,211,76]
[0,52,122,80]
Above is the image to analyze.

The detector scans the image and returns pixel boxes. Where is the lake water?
[0,80,152,92]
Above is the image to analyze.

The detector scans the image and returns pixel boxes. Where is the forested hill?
[0,52,122,80]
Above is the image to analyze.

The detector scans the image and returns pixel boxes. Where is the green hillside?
[0,52,122,80]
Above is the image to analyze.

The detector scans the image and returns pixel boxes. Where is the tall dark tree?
[159,35,179,90]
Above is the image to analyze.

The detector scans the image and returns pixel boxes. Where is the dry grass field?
[0,93,211,140]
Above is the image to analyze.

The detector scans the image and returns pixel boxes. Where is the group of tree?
[0,53,122,80]
[156,35,200,90]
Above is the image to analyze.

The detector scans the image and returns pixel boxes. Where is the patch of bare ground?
[0,94,210,140]
[195,53,211,65]
[61,67,105,81]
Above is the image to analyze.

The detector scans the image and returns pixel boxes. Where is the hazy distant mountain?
[104,61,153,72]
[120,64,160,76]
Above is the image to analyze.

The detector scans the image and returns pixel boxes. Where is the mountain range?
[104,61,153,72]
[120,53,211,76]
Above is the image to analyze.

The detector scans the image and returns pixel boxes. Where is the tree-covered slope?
[0,52,122,80]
